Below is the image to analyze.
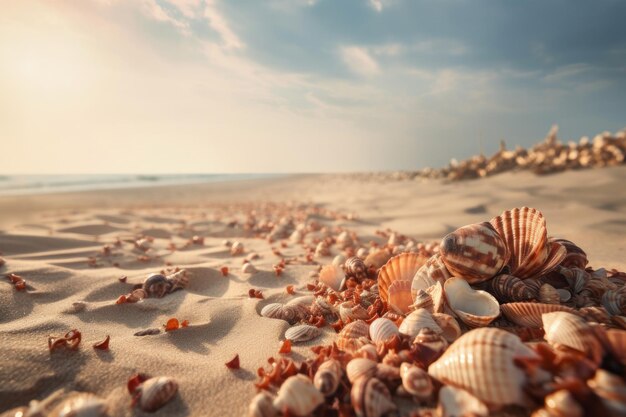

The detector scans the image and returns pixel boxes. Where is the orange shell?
[378,253,428,304]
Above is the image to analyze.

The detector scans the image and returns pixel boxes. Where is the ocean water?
[0,174,280,196]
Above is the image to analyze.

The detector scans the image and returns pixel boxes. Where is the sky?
[0,0,625,173]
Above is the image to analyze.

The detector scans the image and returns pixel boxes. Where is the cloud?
[204,0,244,50]
[340,46,380,77]
[543,63,592,82]
[139,0,189,33]
[163,0,201,18]
[369,0,383,12]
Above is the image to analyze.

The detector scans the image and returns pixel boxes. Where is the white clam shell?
[137,376,178,412]
[369,318,399,344]
[284,325,321,343]
[398,308,442,338]
[444,278,500,327]
[274,375,323,416]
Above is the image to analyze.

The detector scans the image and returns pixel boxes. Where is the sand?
[1,167,626,416]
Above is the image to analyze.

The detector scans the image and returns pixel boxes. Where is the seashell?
[487,274,534,303]
[425,281,445,313]
[489,207,566,279]
[319,264,346,291]
[345,256,368,281]
[587,369,626,416]
[431,313,462,343]
[542,311,603,364]
[346,358,378,384]
[260,303,300,325]
[606,329,626,366]
[289,230,303,244]
[274,375,324,416]
[356,248,369,259]
[350,377,396,417]
[66,301,88,314]
[539,284,561,304]
[49,393,108,417]
[398,308,442,338]
[142,274,172,298]
[411,254,451,298]
[378,252,428,304]
[411,328,448,368]
[602,290,626,316]
[230,241,244,255]
[355,344,378,361]
[369,318,399,344]
[612,315,626,330]
[557,288,571,303]
[500,302,578,328]
[444,278,500,327]
[428,328,540,406]
[137,376,178,412]
[559,266,589,294]
[387,280,413,314]
[437,386,488,417]
[364,249,392,270]
[310,297,335,317]
[337,231,354,248]
[550,238,588,269]
[247,392,277,417]
[409,289,433,312]
[339,301,370,323]
[284,325,321,343]
[579,306,612,325]
[400,362,433,401]
[337,320,371,353]
[541,389,583,417]
[242,263,258,274]
[332,254,346,267]
[374,363,401,387]
[166,269,188,292]
[440,222,509,284]
[314,359,343,397]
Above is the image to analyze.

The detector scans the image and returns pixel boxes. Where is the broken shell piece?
[273,375,323,416]
[444,278,500,327]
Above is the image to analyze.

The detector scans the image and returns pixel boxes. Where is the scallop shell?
[602,290,626,315]
[487,274,534,303]
[49,393,108,417]
[314,359,343,397]
[346,358,378,384]
[137,376,178,412]
[364,249,393,270]
[500,302,579,328]
[489,207,566,279]
[587,369,626,416]
[387,280,413,315]
[284,325,321,343]
[260,303,300,324]
[339,301,370,323]
[606,329,626,366]
[350,377,397,417]
[539,283,561,305]
[378,252,427,304]
[247,392,277,417]
[409,290,433,312]
[337,320,371,353]
[142,274,172,298]
[542,311,603,364]
[345,257,368,281]
[428,328,540,406]
[431,313,462,343]
[411,254,451,298]
[398,308,442,338]
[319,264,346,291]
[369,318,399,344]
[550,238,588,269]
[274,375,324,416]
[400,362,433,401]
[437,386,488,417]
[440,222,509,284]
[444,278,500,327]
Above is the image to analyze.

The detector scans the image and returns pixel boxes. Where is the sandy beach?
[1,167,626,416]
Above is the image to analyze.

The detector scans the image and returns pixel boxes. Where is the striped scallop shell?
[431,313,462,343]
[49,393,108,417]
[400,362,433,401]
[339,301,370,322]
[314,359,343,397]
[378,252,427,305]
[260,303,301,325]
[542,311,603,364]
[274,375,324,416]
[587,370,626,416]
[284,325,321,343]
[398,308,442,338]
[387,280,413,315]
[606,329,626,366]
[500,302,579,328]
[319,264,346,291]
[601,290,626,315]
[346,358,378,384]
[539,284,561,305]
[351,377,397,417]
[369,318,399,344]
[489,207,566,279]
[444,278,500,327]
[337,320,371,353]
[438,386,488,417]
[137,376,178,412]
[486,274,535,303]
[439,222,509,284]
[411,254,451,298]
[550,238,588,269]
[428,328,539,406]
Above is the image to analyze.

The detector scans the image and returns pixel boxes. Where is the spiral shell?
[369,318,399,344]
[247,392,277,417]
[378,252,427,305]
[314,359,343,397]
[284,325,321,343]
[345,256,368,281]
[411,328,448,368]
[602,290,626,315]
[273,375,324,416]
[260,303,301,325]
[500,302,579,328]
[489,207,566,279]
[438,386,488,417]
[142,274,172,298]
[337,320,371,353]
[439,222,509,284]
[486,274,535,303]
[539,284,561,305]
[428,328,539,406]
[346,358,378,384]
[550,238,588,269]
[411,254,451,298]
[166,269,189,292]
[587,369,626,416]
[137,376,178,412]
[387,280,413,315]
[350,377,397,417]
[542,311,603,364]
[409,290,433,312]
[444,278,500,327]
[319,264,346,291]
[49,393,108,417]
[398,308,442,338]
[339,301,370,322]
[400,362,433,401]
[431,313,462,343]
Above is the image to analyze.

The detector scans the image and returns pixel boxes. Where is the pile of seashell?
[251,206,626,417]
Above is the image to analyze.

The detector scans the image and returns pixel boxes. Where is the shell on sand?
[274,375,324,416]
[387,280,413,315]
[260,303,301,325]
[369,318,399,344]
[428,328,539,406]
[439,222,509,284]
[314,359,343,397]
[437,386,488,417]
[542,311,603,364]
[285,325,321,343]
[444,278,500,327]
[346,358,378,384]
[337,320,371,353]
[351,377,397,417]
[142,274,171,298]
[411,254,451,299]
[378,252,428,305]
[49,393,108,417]
[247,392,276,417]
[137,376,178,412]
[398,308,442,338]
[500,302,579,329]
[319,265,346,291]
[489,207,566,279]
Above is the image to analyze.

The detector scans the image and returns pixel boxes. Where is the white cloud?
[140,0,189,33]
[369,0,383,12]
[543,63,591,82]
[163,0,201,18]
[204,0,244,50]
[340,46,380,77]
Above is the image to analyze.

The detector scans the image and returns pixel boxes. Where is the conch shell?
[444,278,500,327]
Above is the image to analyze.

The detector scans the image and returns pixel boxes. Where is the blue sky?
[0,0,625,172]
